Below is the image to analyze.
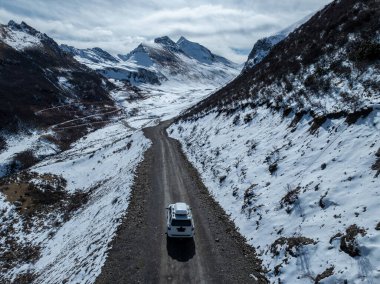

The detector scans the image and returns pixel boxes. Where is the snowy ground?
[169,106,380,283]
[111,80,228,129]
[0,131,57,177]
[0,122,150,283]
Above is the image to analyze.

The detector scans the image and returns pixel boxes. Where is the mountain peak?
[7,20,17,27]
[154,36,176,46]
[177,36,189,44]
[7,20,39,36]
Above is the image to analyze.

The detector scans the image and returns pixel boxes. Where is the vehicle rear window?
[171,219,192,227]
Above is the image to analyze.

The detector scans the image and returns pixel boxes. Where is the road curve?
[95,120,266,283]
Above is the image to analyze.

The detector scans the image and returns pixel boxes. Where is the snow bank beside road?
[169,106,380,283]
[33,123,150,283]
[0,122,150,283]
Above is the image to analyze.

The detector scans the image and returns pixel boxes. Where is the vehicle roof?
[174,202,188,213]
[170,202,192,220]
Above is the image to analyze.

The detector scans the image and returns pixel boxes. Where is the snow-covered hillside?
[169,0,380,282]
[169,106,380,283]
[0,122,150,283]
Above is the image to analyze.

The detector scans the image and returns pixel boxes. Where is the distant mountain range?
[60,35,239,87]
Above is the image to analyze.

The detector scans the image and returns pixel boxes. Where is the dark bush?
[304,75,318,90]
[340,224,366,257]
[243,113,253,124]
[281,186,300,208]
[350,41,380,62]
[309,116,327,134]
[269,163,278,174]
[289,111,307,128]
[0,136,6,151]
[232,114,240,125]
[270,236,316,257]
[345,107,373,125]
[372,148,380,177]
[9,150,40,173]
[376,222,380,230]
[315,266,334,284]
[219,175,227,183]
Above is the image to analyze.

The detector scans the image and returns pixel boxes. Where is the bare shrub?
[339,224,366,257]
[270,236,316,257]
[315,266,334,283]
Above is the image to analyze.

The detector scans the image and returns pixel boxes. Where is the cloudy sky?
[0,0,332,63]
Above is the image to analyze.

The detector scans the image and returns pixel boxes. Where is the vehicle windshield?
[171,219,192,227]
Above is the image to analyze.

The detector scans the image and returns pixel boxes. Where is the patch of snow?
[1,28,41,51]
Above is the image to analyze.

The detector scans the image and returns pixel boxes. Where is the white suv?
[166,202,195,238]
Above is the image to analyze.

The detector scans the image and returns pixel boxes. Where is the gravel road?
[95,120,267,283]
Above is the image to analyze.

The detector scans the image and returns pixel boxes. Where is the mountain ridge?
[61,35,239,87]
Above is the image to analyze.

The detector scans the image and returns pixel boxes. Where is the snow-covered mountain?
[61,36,240,87]
[0,20,115,136]
[0,19,120,181]
[243,14,313,71]
[170,0,380,283]
[60,44,119,63]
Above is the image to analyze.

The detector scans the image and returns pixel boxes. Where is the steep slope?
[243,14,313,70]
[170,0,380,283]
[177,36,233,66]
[0,20,120,179]
[0,21,115,135]
[185,0,380,118]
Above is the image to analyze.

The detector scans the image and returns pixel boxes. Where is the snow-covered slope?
[170,0,380,282]
[60,44,119,63]
[62,36,240,88]
[177,36,233,66]
[0,122,150,283]
[170,106,380,283]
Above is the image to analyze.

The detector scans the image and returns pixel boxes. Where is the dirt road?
[95,120,266,283]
